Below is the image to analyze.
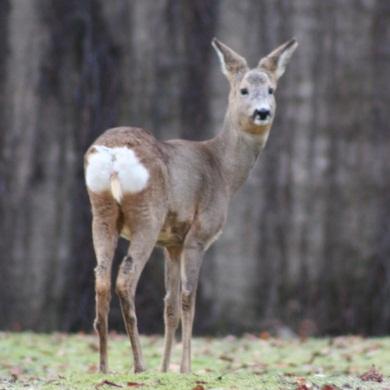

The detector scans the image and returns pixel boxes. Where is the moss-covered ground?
[0,332,389,389]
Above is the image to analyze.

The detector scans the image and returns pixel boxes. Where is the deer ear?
[212,38,248,80]
[258,38,298,80]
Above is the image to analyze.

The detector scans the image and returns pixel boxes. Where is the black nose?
[254,108,271,120]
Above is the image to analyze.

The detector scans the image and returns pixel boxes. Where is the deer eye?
[240,88,249,96]
[268,87,274,95]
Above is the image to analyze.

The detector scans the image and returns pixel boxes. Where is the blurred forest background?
[0,0,389,336]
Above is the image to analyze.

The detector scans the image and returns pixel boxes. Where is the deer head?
[212,38,298,135]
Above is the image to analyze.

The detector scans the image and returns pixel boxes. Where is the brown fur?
[84,38,297,374]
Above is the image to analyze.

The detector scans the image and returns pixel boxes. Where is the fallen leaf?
[296,385,311,390]
[219,354,234,363]
[127,382,143,387]
[259,331,271,340]
[321,385,339,390]
[359,366,383,382]
[87,363,97,373]
[295,377,312,390]
[96,379,123,388]
[197,368,214,374]
[192,386,205,390]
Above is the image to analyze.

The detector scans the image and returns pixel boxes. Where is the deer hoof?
[134,365,146,374]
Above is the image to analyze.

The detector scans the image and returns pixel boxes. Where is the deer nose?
[254,108,271,120]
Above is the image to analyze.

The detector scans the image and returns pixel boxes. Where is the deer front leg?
[180,242,204,373]
[161,247,181,372]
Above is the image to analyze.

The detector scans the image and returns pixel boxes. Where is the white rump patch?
[85,148,113,192]
[85,145,149,202]
[111,147,149,196]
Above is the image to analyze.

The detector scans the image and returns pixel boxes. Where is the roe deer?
[84,38,298,374]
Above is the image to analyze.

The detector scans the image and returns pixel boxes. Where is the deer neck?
[209,110,271,194]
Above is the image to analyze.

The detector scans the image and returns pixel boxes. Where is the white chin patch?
[85,145,149,202]
[253,117,270,126]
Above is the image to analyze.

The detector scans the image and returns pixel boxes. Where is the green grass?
[0,332,389,389]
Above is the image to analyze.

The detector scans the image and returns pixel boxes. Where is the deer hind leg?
[161,247,182,372]
[115,223,161,373]
[90,193,119,373]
